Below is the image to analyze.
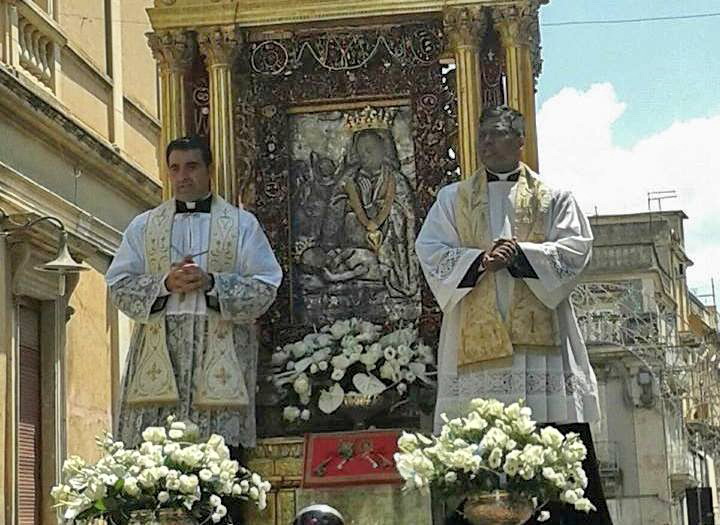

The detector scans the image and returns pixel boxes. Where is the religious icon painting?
[287,104,422,325]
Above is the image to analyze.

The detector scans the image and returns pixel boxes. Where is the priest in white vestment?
[417,106,612,524]
[106,136,282,449]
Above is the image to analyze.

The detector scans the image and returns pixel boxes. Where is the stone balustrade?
[1,0,66,93]
[18,15,53,87]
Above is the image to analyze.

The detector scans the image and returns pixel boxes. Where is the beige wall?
[60,47,113,140]
[33,0,53,16]
[124,100,161,179]
[121,0,158,117]
[120,0,161,180]
[58,1,108,73]
[0,3,160,521]
[1,0,161,180]
[65,268,113,461]
[0,114,150,231]
[0,239,12,525]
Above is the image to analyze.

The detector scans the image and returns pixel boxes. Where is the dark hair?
[166,135,212,166]
[480,105,525,137]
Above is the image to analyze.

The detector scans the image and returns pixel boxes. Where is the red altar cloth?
[302,429,403,488]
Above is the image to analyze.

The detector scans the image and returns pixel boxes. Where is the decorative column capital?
[492,1,543,76]
[197,25,242,67]
[147,29,196,72]
[443,7,488,50]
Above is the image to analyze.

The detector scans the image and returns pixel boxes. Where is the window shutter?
[18,305,41,525]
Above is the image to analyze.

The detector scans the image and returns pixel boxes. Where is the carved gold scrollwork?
[197,26,243,203]
[147,30,196,198]
[443,6,487,50]
[196,25,242,66]
[490,1,543,171]
[147,29,196,73]
[442,7,487,178]
[492,1,544,78]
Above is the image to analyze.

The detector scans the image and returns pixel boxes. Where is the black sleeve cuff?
[508,248,538,279]
[205,294,220,312]
[458,253,485,288]
[150,296,168,313]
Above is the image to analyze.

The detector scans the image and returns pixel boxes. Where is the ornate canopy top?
[148,0,548,31]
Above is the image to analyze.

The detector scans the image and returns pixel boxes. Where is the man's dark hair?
[166,135,212,166]
[480,105,525,137]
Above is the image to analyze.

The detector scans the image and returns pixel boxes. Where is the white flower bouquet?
[270,318,436,423]
[51,417,271,524]
[394,398,596,522]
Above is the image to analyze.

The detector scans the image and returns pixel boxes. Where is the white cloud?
[537,83,720,294]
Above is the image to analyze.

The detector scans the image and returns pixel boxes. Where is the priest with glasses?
[416,106,612,524]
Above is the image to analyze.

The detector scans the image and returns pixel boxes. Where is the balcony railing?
[1,0,66,93]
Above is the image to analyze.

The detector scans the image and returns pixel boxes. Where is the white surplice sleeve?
[213,211,282,323]
[415,184,484,312]
[105,212,167,323]
[518,190,593,309]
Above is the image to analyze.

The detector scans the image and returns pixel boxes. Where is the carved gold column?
[444,7,486,179]
[493,2,543,172]
[148,30,195,199]
[197,25,240,204]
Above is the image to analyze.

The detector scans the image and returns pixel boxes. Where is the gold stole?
[456,165,557,371]
[126,195,250,408]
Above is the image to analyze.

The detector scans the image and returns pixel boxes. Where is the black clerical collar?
[175,194,212,214]
[486,167,521,183]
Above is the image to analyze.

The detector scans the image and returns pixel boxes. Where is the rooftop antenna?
[647,190,677,212]
[694,278,719,324]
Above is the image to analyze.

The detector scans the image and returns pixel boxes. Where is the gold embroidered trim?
[195,199,249,408]
[127,196,249,409]
[127,199,180,405]
[456,164,557,370]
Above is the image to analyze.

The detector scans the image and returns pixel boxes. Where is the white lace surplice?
[415,173,600,431]
[106,205,282,447]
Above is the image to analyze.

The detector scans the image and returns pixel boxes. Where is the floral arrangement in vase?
[270,318,436,424]
[51,417,271,524]
[394,398,596,525]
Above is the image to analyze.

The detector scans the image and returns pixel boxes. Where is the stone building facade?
[576,211,720,525]
[0,1,161,523]
[7,2,720,525]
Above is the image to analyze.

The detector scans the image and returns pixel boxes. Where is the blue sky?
[534,0,720,298]
[538,0,720,146]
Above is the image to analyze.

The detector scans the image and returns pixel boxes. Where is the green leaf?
[95,499,107,511]
[77,508,100,520]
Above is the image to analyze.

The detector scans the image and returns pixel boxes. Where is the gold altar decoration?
[443,6,486,178]
[129,509,198,525]
[146,0,547,199]
[493,1,546,171]
[462,492,535,525]
[244,437,305,525]
[196,25,241,203]
[147,30,195,199]
[145,2,549,523]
